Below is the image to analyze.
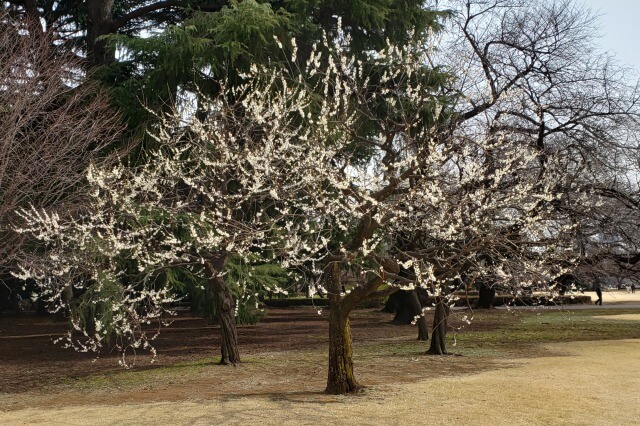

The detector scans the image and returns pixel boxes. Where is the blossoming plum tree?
[17,24,590,392]
[15,76,320,364]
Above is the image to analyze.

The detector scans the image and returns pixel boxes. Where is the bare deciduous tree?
[0,14,123,279]
[431,0,640,293]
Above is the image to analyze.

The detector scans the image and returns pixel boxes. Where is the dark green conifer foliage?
[102,0,295,143]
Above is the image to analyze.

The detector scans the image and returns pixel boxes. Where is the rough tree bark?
[426,296,450,355]
[204,254,240,366]
[325,261,360,394]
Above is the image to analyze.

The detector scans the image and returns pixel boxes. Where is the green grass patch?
[453,309,640,355]
[357,340,428,358]
[57,355,267,392]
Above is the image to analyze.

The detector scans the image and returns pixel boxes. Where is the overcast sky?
[584,0,640,72]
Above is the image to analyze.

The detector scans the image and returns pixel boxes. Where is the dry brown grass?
[1,339,639,425]
[2,307,639,425]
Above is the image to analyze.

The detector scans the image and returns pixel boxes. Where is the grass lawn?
[1,306,639,425]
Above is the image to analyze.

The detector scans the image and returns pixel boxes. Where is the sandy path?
[585,290,640,304]
[594,314,640,321]
[2,339,639,425]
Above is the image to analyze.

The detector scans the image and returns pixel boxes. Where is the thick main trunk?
[381,291,398,313]
[86,0,115,68]
[389,290,429,341]
[326,302,359,394]
[476,281,495,309]
[325,262,360,394]
[205,255,240,366]
[427,296,450,355]
[390,290,414,324]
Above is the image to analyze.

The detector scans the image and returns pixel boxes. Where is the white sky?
[583,0,640,72]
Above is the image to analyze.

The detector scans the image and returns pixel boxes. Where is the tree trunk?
[476,281,495,309]
[390,290,413,323]
[427,296,450,355]
[325,262,360,394]
[415,292,430,342]
[55,283,74,320]
[381,291,398,313]
[86,0,115,68]
[204,254,240,366]
[389,290,429,341]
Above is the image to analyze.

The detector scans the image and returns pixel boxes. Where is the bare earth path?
[1,338,639,425]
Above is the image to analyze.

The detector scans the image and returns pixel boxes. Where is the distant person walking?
[632,284,636,294]
[594,282,603,305]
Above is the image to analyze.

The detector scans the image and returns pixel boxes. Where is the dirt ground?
[1,299,640,425]
[2,339,638,425]
[1,307,502,400]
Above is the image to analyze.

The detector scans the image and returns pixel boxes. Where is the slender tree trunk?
[325,262,360,394]
[61,283,73,304]
[427,296,450,355]
[160,73,179,115]
[55,283,74,319]
[204,254,240,366]
[414,289,429,342]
